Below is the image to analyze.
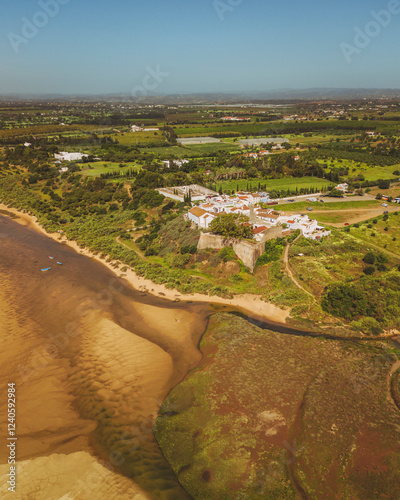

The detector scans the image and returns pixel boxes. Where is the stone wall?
[197,234,258,271]
[260,225,282,243]
[198,226,283,271]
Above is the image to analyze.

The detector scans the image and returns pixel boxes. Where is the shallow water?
[0,215,212,499]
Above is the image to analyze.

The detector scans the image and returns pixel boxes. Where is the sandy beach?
[0,202,290,325]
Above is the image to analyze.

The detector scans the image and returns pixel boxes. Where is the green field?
[140,142,240,157]
[80,161,142,177]
[316,158,400,181]
[111,131,166,146]
[217,176,332,193]
[277,199,382,212]
[307,213,353,224]
[172,119,400,139]
[286,133,359,145]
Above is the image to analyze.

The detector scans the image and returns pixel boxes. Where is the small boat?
[41,267,51,272]
[57,262,63,265]
[49,256,54,260]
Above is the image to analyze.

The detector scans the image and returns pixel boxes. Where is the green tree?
[209,213,253,240]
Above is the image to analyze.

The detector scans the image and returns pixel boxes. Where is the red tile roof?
[253,226,268,234]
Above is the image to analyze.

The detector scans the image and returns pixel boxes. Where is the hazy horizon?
[2,0,400,95]
[0,86,400,94]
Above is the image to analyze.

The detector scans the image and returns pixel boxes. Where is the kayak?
[41,268,51,272]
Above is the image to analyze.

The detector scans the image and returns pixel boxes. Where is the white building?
[252,225,270,241]
[188,207,215,228]
[162,159,190,168]
[336,183,349,192]
[158,184,218,202]
[221,116,250,121]
[54,152,88,162]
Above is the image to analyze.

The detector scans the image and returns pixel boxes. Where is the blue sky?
[1,0,399,95]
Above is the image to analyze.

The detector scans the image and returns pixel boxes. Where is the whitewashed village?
[158,184,331,242]
[157,184,331,270]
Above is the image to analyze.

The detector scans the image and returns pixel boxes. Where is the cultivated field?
[80,162,141,177]
[216,176,331,193]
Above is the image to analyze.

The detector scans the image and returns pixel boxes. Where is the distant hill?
[1,88,399,104]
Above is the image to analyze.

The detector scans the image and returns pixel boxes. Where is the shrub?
[378,179,390,189]
[286,229,301,243]
[376,253,388,264]
[351,317,383,335]
[321,284,368,320]
[322,273,400,329]
[363,252,375,265]
[363,266,376,275]
[257,238,286,266]
[219,246,236,262]
[173,254,191,268]
[181,244,197,254]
